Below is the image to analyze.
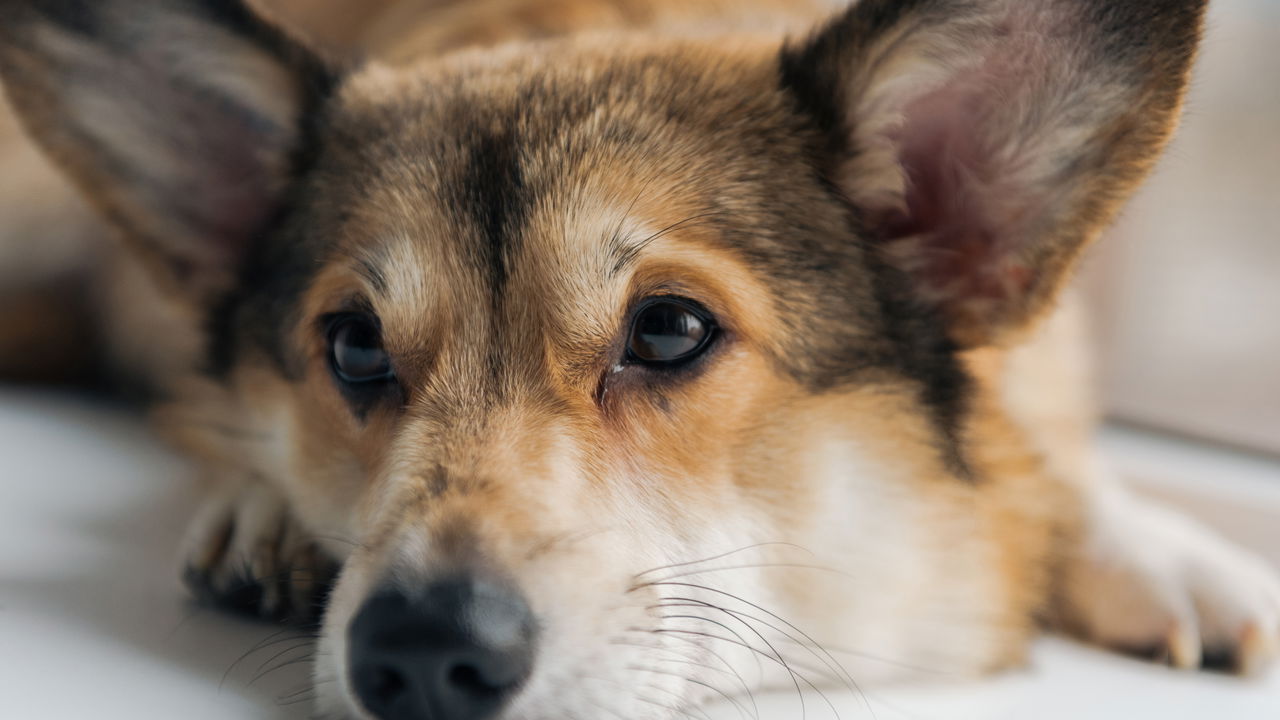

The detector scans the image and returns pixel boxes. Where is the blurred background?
[1085,0,1280,457]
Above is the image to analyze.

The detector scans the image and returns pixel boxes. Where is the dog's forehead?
[307,48,787,315]
[258,42,895,392]
[320,45,784,252]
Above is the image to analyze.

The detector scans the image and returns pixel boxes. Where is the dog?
[2,1,1278,719]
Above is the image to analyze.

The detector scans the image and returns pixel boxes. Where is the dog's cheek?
[602,342,797,497]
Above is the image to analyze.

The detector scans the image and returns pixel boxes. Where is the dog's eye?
[329,314,394,384]
[626,298,716,366]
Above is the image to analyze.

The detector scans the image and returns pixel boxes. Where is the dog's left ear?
[781,0,1207,347]
[0,0,334,307]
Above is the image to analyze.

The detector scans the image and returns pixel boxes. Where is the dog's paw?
[182,481,338,623]
[1061,490,1280,675]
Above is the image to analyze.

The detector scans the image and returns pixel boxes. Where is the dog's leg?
[182,474,337,623]
[1004,296,1280,673]
[1054,457,1280,674]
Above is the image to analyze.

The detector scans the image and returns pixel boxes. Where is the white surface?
[1,390,1279,719]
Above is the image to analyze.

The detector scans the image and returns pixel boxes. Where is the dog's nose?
[348,577,536,720]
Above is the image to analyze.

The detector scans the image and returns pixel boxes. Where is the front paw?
[1060,492,1280,674]
[182,481,338,623]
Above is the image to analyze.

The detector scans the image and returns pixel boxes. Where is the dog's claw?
[1237,623,1279,676]
[1166,623,1201,671]
[1062,491,1280,676]
[181,481,337,623]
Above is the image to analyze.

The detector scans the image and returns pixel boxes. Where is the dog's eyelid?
[316,297,382,335]
[324,295,379,320]
[626,285,721,318]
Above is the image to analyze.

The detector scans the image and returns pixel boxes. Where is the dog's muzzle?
[348,576,537,720]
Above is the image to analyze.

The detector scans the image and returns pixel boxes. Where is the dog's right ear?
[0,0,334,306]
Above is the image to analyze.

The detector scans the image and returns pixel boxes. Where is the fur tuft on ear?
[0,0,334,306]
[782,0,1206,347]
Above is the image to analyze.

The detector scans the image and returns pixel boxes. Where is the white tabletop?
[2,390,1277,719]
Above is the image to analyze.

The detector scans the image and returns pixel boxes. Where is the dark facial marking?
[865,257,972,478]
[427,465,449,499]
[777,18,974,478]
[458,128,528,305]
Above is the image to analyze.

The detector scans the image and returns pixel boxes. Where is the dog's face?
[0,0,1203,718]
[236,42,982,717]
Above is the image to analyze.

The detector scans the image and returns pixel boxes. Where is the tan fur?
[360,0,835,62]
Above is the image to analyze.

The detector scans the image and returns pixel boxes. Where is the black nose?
[348,577,537,720]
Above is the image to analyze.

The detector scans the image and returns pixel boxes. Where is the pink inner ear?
[869,12,1068,309]
[878,81,1032,305]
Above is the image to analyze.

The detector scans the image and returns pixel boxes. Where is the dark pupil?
[629,301,708,363]
[332,318,391,381]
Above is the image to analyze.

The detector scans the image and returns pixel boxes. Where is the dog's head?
[0,0,1204,717]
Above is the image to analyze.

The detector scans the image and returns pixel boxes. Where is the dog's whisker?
[630,664,759,720]
[219,628,293,689]
[276,693,317,708]
[595,633,757,720]
[219,629,318,691]
[633,542,817,581]
[645,562,856,585]
[690,606,875,720]
[611,210,732,275]
[659,596,874,710]
[276,676,337,708]
[605,174,660,275]
[277,679,323,702]
[583,674,697,720]
[649,614,769,682]
[651,682,724,720]
[609,636,705,666]
[654,625,856,720]
[631,622,766,689]
[634,686,716,720]
[771,635,951,676]
[249,640,318,683]
[650,627,836,689]
[657,614,816,720]
[252,650,317,687]
[634,614,762,681]
[611,633,740,684]
[645,581,869,716]
[619,639,751,686]
[580,689,636,720]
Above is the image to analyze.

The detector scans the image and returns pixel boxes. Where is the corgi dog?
[2,1,1278,719]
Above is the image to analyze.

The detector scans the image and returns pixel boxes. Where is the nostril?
[370,664,407,701]
[353,661,410,717]
[448,662,513,699]
[449,664,494,697]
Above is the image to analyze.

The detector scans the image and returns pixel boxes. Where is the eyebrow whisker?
[609,210,733,276]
